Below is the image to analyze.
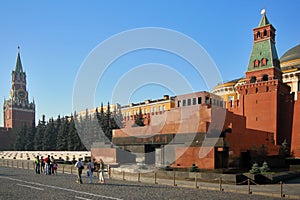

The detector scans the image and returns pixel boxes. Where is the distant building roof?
[280,44,300,63]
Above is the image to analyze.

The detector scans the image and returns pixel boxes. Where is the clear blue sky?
[0,1,299,125]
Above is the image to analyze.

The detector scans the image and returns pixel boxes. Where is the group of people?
[35,155,58,175]
[75,158,107,184]
[34,155,108,184]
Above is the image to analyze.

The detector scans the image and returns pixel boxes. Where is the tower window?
[263,29,267,37]
[262,74,269,81]
[250,76,257,83]
[253,60,260,68]
[256,88,258,93]
[261,58,268,66]
[183,99,186,106]
[256,31,261,39]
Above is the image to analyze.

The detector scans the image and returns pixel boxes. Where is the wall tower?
[3,47,35,129]
[236,10,294,145]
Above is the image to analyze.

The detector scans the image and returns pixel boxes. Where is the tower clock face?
[17,90,26,99]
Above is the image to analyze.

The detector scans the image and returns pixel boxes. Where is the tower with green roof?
[246,10,282,83]
[235,11,293,146]
[3,47,35,129]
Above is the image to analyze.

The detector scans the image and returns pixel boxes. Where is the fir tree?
[24,120,36,150]
[67,117,76,151]
[249,163,260,174]
[34,115,46,150]
[56,117,69,150]
[43,118,55,150]
[111,107,124,130]
[132,108,144,127]
[54,115,62,143]
[96,103,107,142]
[260,161,270,173]
[189,163,200,172]
[67,117,86,151]
[14,125,27,150]
[105,102,112,141]
[279,139,290,158]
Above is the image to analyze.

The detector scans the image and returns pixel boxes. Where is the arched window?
[253,59,260,67]
[263,29,267,37]
[250,76,257,83]
[261,58,268,66]
[256,31,261,39]
[262,74,268,81]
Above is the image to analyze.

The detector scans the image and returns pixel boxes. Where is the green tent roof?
[15,47,23,73]
[258,13,270,27]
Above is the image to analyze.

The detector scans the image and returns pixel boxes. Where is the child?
[52,160,58,175]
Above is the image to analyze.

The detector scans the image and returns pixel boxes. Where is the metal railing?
[1,159,299,199]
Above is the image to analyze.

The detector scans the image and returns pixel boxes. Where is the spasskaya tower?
[3,47,35,129]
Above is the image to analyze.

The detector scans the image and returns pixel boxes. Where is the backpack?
[75,161,84,170]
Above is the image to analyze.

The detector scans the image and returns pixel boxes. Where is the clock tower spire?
[3,47,35,129]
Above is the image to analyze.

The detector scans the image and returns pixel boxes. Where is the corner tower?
[236,10,294,145]
[3,47,35,129]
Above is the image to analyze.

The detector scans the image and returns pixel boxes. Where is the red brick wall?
[224,110,279,157]
[243,86,278,142]
[291,92,300,157]
[229,80,293,146]
[0,128,15,150]
[4,109,12,128]
[4,105,35,129]
[113,105,211,138]
[11,109,35,129]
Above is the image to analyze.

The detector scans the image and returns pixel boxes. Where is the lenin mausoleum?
[91,11,300,169]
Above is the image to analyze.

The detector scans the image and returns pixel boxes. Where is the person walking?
[87,159,94,184]
[98,159,106,184]
[75,158,84,184]
[35,156,40,174]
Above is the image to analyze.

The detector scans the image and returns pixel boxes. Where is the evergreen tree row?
[14,115,86,151]
[13,102,124,151]
[95,102,124,142]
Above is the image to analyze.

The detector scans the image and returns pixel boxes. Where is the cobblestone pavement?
[0,166,282,200]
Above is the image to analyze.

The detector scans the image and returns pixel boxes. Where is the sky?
[0,0,299,125]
